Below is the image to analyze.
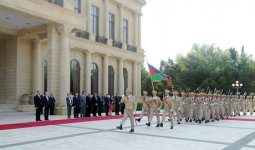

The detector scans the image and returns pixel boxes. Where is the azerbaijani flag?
[148,64,172,84]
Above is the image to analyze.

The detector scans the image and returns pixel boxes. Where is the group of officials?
[66,91,124,119]
[116,88,255,132]
[34,90,56,121]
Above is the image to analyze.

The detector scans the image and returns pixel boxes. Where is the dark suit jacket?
[49,96,56,106]
[115,96,121,104]
[34,95,42,108]
[105,96,110,106]
[92,96,98,106]
[86,96,92,106]
[42,96,51,108]
[72,96,80,107]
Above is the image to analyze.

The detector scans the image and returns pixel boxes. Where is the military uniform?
[117,89,136,132]
[136,92,150,123]
[160,90,174,129]
[148,91,162,127]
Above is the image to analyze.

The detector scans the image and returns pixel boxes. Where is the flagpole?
[147,62,155,91]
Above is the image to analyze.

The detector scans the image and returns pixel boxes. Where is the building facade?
[0,0,146,114]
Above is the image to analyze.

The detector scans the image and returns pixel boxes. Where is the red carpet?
[0,115,254,131]
[0,115,130,131]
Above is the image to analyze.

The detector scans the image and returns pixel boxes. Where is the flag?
[148,64,171,84]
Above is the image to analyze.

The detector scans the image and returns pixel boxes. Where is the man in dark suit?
[97,94,103,116]
[34,90,42,121]
[42,92,51,120]
[72,92,80,118]
[92,92,99,117]
[49,93,56,115]
[115,93,121,115]
[66,93,72,119]
[86,93,92,117]
[104,94,110,116]
[120,98,125,115]
[80,91,87,118]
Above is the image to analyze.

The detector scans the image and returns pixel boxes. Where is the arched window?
[91,63,98,94]
[70,59,80,94]
[43,60,48,93]
[108,66,114,95]
[123,68,128,91]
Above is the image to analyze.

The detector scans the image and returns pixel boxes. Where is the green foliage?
[141,44,255,94]
[136,102,143,111]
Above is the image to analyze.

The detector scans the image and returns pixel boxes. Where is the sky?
[142,0,255,68]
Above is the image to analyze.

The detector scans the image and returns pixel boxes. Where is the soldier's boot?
[146,123,151,127]
[136,118,141,122]
[211,119,214,122]
[177,122,181,124]
[129,129,134,132]
[160,123,163,127]
[168,119,171,122]
[180,118,182,121]
[170,126,173,129]
[116,125,123,130]
[199,119,202,123]
[185,119,188,122]
[156,124,160,127]
[195,119,198,123]
[189,119,192,122]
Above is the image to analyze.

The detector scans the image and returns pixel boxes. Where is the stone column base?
[17,105,35,112]
[55,106,67,115]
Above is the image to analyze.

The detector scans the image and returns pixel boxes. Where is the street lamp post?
[232,81,243,95]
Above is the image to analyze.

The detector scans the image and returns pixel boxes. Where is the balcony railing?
[96,35,107,44]
[127,44,137,52]
[75,32,89,39]
[45,0,63,7]
[112,40,122,49]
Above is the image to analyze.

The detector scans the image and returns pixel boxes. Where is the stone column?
[85,52,91,93]
[137,63,141,96]
[32,39,42,93]
[132,62,138,96]
[118,5,123,42]
[104,0,109,38]
[118,58,124,95]
[87,0,91,32]
[57,24,72,107]
[103,55,109,95]
[138,14,142,49]
[134,13,138,47]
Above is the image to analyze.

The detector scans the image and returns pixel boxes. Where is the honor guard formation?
[117,88,255,132]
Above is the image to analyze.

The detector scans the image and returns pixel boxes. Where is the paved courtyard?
[0,112,255,150]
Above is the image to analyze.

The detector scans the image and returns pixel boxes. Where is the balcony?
[112,40,122,49]
[45,0,63,7]
[127,44,137,52]
[75,31,89,39]
[96,35,107,45]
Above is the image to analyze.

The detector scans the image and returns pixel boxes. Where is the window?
[91,5,99,35]
[70,60,80,94]
[45,0,63,7]
[91,63,98,94]
[123,68,128,91]
[123,19,128,44]
[108,66,114,96]
[74,0,81,13]
[43,60,48,93]
[108,13,115,40]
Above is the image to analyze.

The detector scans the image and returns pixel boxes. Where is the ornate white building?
[0,0,146,114]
